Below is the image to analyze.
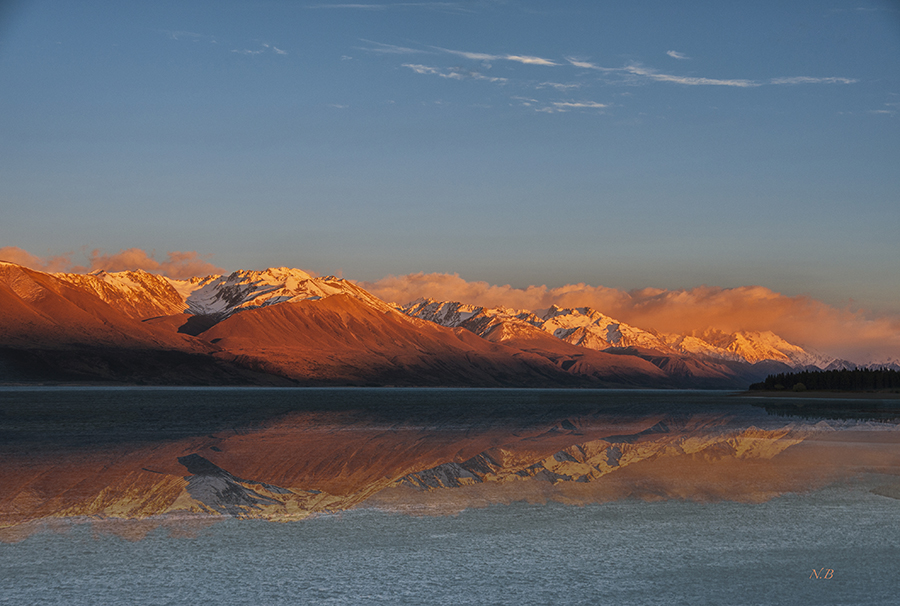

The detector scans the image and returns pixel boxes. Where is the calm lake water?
[2,387,898,605]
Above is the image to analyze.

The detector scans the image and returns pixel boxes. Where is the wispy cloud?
[566,57,616,71]
[666,50,689,60]
[404,63,507,83]
[436,47,558,66]
[231,43,288,56]
[514,97,607,113]
[551,101,607,110]
[308,3,389,8]
[567,57,854,88]
[768,76,856,85]
[163,30,217,43]
[624,64,759,87]
[307,2,468,11]
[357,39,428,55]
[538,82,582,91]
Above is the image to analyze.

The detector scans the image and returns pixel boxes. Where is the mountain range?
[0,261,871,388]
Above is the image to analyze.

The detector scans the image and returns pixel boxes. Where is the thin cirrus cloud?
[357,272,900,363]
[550,101,607,109]
[666,50,689,60]
[768,76,856,85]
[163,30,217,43]
[513,96,606,113]
[232,43,287,56]
[435,47,559,66]
[538,82,583,91]
[403,63,508,83]
[306,2,469,11]
[357,39,429,54]
[567,57,856,87]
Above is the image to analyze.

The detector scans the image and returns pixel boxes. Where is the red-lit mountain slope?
[196,294,671,387]
[0,261,780,387]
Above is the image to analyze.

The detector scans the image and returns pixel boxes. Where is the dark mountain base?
[0,347,297,386]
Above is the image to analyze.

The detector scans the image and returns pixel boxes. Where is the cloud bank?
[358,272,900,364]
[0,247,223,280]
[0,247,72,273]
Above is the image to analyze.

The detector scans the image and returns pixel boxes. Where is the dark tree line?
[750,368,900,392]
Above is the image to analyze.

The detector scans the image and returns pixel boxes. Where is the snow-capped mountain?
[399,297,836,370]
[662,329,839,369]
[6,260,891,387]
[54,268,188,320]
[399,298,546,342]
[539,305,673,352]
[168,267,393,317]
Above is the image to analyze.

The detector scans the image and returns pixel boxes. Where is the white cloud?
[566,57,618,71]
[624,64,759,87]
[504,54,558,66]
[307,3,388,9]
[231,43,288,57]
[769,76,856,85]
[357,39,427,54]
[565,57,855,89]
[437,47,558,66]
[403,63,507,83]
[551,101,607,110]
[307,3,466,10]
[514,97,607,113]
[164,30,216,43]
[538,82,582,91]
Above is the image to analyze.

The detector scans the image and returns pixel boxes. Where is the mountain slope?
[399,297,834,374]
[0,261,858,387]
[170,268,391,318]
[197,294,670,387]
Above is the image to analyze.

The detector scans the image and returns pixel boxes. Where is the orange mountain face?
[0,261,799,387]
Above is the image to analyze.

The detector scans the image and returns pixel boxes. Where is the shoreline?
[739,390,900,400]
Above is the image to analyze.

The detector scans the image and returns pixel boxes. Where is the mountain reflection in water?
[2,388,899,541]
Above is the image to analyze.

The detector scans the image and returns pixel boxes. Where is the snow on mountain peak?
[177,267,390,317]
[399,297,842,369]
[539,305,672,351]
[53,268,188,319]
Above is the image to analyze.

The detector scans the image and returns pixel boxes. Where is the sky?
[1,1,898,358]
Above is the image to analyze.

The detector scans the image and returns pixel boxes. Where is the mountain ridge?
[0,261,878,387]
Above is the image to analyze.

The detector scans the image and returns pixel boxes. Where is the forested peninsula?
[750,368,900,392]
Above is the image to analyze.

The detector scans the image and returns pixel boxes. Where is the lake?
[2,387,898,604]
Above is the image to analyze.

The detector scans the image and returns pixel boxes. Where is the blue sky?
[1,0,898,313]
